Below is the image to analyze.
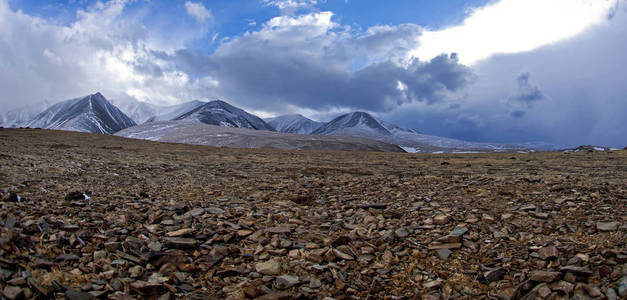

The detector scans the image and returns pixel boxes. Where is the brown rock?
[596,221,619,232]
[2,286,23,300]
[530,270,561,282]
[267,227,291,234]
[166,228,194,237]
[538,246,559,260]
[255,259,281,275]
[255,292,292,300]
[164,237,198,249]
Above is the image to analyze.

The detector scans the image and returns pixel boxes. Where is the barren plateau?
[0,128,625,299]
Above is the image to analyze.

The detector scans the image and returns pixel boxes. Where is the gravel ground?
[0,128,625,299]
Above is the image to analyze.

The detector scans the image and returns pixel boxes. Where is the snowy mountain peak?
[26,93,136,134]
[265,114,323,134]
[313,111,392,136]
[174,100,275,131]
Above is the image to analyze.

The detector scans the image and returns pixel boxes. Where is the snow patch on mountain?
[113,99,206,124]
[26,93,136,134]
[174,100,275,131]
[265,114,323,134]
[313,112,392,137]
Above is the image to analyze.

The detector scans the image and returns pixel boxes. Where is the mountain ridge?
[26,93,136,134]
[265,114,323,134]
[174,100,275,131]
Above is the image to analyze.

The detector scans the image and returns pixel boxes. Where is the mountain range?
[1,92,559,152]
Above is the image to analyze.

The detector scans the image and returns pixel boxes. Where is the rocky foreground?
[0,128,625,299]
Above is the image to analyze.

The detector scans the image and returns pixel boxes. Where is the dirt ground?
[0,128,625,299]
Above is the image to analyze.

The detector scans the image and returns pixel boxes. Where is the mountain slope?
[0,101,51,128]
[313,112,392,137]
[313,111,554,152]
[265,114,323,134]
[116,121,403,152]
[114,99,206,124]
[26,93,136,134]
[145,100,206,123]
[174,100,275,131]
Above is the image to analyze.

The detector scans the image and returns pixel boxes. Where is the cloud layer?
[0,0,625,147]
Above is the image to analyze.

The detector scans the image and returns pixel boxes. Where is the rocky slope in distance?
[116,121,404,152]
[0,128,625,299]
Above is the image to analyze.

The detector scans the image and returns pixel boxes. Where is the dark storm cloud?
[203,26,473,112]
[507,72,546,107]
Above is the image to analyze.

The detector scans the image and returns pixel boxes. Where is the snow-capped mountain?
[265,114,323,134]
[174,100,275,131]
[0,101,51,128]
[145,100,207,123]
[113,99,206,124]
[312,112,392,137]
[312,111,553,152]
[379,120,419,135]
[26,93,136,134]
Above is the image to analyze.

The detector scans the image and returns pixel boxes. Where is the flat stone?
[166,228,194,237]
[618,276,627,297]
[530,270,561,282]
[255,292,292,300]
[551,280,574,295]
[206,207,226,214]
[422,279,442,289]
[332,249,354,260]
[65,289,95,300]
[276,275,299,289]
[56,254,80,261]
[394,228,409,239]
[428,243,462,250]
[164,237,198,249]
[183,208,205,218]
[255,259,281,275]
[538,246,559,260]
[596,221,619,232]
[309,277,322,289]
[484,268,506,282]
[536,284,551,298]
[449,226,469,237]
[330,235,351,247]
[2,286,23,300]
[267,227,291,234]
[606,288,618,300]
[559,265,592,275]
[433,215,450,225]
[237,229,253,237]
[436,249,452,259]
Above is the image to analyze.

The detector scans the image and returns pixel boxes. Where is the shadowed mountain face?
[265,114,323,134]
[313,112,392,136]
[174,100,275,131]
[26,93,136,134]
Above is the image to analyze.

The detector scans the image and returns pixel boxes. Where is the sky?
[0,0,625,148]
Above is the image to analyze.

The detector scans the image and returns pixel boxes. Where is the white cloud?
[184,1,212,23]
[0,0,219,109]
[263,0,318,15]
[412,0,618,65]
